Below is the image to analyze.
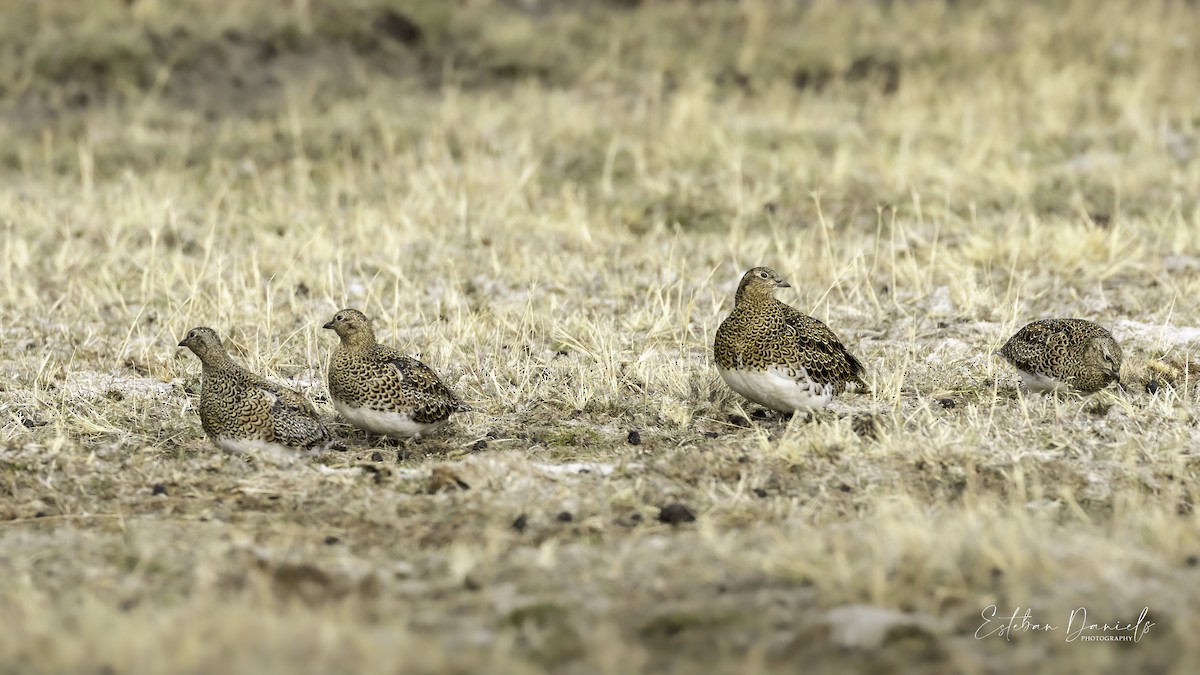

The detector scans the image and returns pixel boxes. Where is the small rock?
[658,503,696,525]
[151,483,168,496]
[1186,555,1199,568]
[427,466,470,493]
[1147,380,1161,394]
[324,536,340,545]
[512,514,528,532]
[627,430,642,445]
[727,414,750,428]
[556,511,573,523]
[938,398,955,409]
[372,8,423,46]
[370,451,384,462]
[703,431,719,439]
[852,414,879,440]
[630,513,643,523]
[753,487,768,498]
[472,439,488,451]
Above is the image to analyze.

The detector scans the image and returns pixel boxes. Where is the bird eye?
[335,314,343,322]
[188,330,196,339]
[758,271,769,279]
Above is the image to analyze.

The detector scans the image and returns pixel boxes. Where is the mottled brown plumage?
[997,318,1122,393]
[178,327,333,453]
[324,309,470,439]
[714,267,866,412]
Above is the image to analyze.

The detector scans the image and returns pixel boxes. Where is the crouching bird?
[323,309,470,439]
[714,266,867,414]
[996,318,1123,393]
[178,327,334,454]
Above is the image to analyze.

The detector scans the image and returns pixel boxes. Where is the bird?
[714,266,867,413]
[323,309,470,439]
[177,327,335,454]
[996,318,1123,393]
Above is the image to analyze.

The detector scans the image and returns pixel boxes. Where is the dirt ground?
[2,1,1199,673]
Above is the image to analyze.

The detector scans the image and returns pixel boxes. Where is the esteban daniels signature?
[975,605,1155,643]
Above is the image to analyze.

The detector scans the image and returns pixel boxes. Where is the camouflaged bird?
[996,318,1122,393]
[714,266,867,413]
[324,309,470,439]
[178,327,334,454]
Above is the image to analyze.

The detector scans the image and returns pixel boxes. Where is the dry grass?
[2,0,1200,672]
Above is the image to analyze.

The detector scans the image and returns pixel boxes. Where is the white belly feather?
[1016,370,1069,393]
[717,365,834,412]
[333,400,439,438]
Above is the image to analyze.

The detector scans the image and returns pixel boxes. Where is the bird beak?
[775,279,791,288]
[322,321,335,330]
[177,338,188,347]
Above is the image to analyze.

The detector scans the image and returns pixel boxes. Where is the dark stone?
[627,430,642,445]
[852,414,879,440]
[938,398,956,409]
[1147,380,1161,394]
[512,514,528,532]
[556,511,573,523]
[753,487,768,498]
[370,451,384,462]
[372,9,423,46]
[151,484,168,496]
[324,536,340,545]
[472,439,488,451]
[658,503,696,525]
[727,414,750,428]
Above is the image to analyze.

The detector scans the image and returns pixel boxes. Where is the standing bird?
[323,309,470,439]
[714,266,867,413]
[178,327,334,454]
[996,318,1122,393]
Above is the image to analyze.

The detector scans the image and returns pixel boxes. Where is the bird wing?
[371,346,466,422]
[239,374,330,448]
[783,312,867,389]
[1000,321,1072,371]
[246,372,320,419]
